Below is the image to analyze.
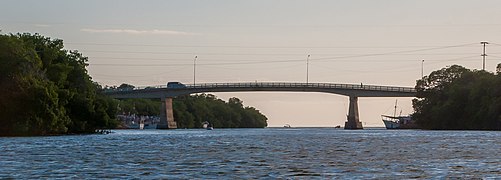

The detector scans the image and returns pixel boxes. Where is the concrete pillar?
[157,97,177,129]
[344,96,363,129]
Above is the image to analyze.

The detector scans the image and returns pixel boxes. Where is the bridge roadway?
[105,82,417,129]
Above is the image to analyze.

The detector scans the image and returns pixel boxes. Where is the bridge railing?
[105,82,416,93]
[186,82,416,93]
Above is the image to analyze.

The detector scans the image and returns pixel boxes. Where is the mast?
[393,99,398,117]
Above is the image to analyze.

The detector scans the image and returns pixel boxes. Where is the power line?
[487,55,501,59]
[310,55,479,72]
[85,44,483,63]
[86,43,483,67]
[310,43,477,61]
[89,55,481,67]
[89,58,305,67]
[488,42,501,46]
[82,50,481,56]
[66,42,476,49]
[6,20,501,28]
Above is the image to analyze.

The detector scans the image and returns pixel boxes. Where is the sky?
[2,0,501,127]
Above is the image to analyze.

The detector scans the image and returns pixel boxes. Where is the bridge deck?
[106,82,416,98]
[130,82,415,93]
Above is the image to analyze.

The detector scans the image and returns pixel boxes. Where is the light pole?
[194,55,197,85]
[481,41,488,71]
[306,54,310,84]
[421,59,424,79]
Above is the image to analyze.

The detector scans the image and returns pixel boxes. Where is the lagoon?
[1,128,500,179]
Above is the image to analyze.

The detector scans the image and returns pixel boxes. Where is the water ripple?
[0,129,500,179]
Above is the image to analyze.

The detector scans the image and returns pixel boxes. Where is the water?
[1,128,500,179]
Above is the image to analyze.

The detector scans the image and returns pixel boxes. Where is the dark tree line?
[0,33,118,136]
[174,94,268,128]
[413,65,501,130]
[117,93,268,128]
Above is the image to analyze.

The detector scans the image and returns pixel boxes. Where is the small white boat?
[284,124,291,128]
[128,119,144,129]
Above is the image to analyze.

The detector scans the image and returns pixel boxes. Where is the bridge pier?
[157,97,177,129]
[345,96,363,129]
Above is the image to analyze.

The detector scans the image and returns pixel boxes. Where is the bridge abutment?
[345,96,363,129]
[157,97,177,129]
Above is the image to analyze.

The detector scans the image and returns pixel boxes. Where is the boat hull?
[144,124,157,129]
[382,115,419,129]
[383,120,400,129]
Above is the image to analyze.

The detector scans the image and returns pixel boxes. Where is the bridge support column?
[345,96,363,129]
[157,97,177,129]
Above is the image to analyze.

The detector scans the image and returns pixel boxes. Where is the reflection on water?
[1,128,500,179]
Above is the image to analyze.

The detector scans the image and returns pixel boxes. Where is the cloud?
[81,28,198,35]
[34,24,51,27]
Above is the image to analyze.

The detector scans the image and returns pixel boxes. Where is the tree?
[413,65,501,130]
[118,83,135,90]
[172,94,267,128]
[0,33,118,136]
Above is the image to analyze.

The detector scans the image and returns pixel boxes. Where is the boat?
[123,115,159,129]
[143,122,157,129]
[283,124,291,128]
[128,119,145,129]
[382,115,417,129]
[202,121,213,130]
[382,100,418,129]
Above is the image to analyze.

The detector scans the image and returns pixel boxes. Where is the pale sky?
[2,0,501,127]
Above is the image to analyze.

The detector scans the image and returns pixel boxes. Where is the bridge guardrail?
[105,82,416,93]
[186,82,415,92]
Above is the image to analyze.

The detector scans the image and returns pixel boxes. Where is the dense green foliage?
[117,93,268,128]
[174,94,268,128]
[117,98,161,116]
[413,65,501,130]
[0,33,118,136]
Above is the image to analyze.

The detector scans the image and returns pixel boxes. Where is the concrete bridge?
[105,82,416,129]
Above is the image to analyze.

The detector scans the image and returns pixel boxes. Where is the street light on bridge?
[306,54,310,84]
[194,55,197,85]
[421,59,424,79]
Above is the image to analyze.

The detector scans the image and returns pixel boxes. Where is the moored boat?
[382,115,417,129]
[382,100,418,129]
[143,123,157,129]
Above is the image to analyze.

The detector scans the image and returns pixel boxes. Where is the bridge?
[105,82,417,129]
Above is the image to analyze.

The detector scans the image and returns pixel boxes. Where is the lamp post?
[306,54,310,84]
[194,55,197,85]
[421,59,424,79]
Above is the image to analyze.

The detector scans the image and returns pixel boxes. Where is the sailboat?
[381,100,418,129]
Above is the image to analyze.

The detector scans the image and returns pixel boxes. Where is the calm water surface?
[1,128,500,179]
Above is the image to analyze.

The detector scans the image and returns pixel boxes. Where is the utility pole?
[421,59,424,79]
[481,41,488,71]
[306,54,310,84]
[194,55,197,85]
